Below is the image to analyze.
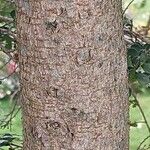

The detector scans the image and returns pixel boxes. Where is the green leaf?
[0,34,13,49]
[132,57,140,69]
[140,53,148,64]
[0,134,16,147]
[10,10,15,19]
[129,69,137,82]
[142,63,150,73]
[144,43,150,50]
[0,140,9,147]
[127,56,133,67]
[136,72,150,86]
[0,134,14,142]
[130,42,143,50]
[127,48,140,58]
[140,0,147,8]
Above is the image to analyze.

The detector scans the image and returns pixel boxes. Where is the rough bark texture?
[16,0,129,149]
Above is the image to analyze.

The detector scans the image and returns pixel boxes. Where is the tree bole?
[16,0,129,149]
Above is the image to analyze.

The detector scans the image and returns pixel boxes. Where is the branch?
[0,15,14,23]
[133,95,150,133]
[129,83,150,149]
[129,83,150,132]
[137,135,150,150]
[123,0,135,15]
[131,92,150,133]
[136,99,150,133]
[0,88,21,129]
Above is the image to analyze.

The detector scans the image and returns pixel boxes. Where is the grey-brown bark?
[16,0,129,149]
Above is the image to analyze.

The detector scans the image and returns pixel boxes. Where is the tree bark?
[16,0,129,149]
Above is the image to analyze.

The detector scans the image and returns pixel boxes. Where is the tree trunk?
[16,0,129,149]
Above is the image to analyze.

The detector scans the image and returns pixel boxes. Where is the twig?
[0,58,11,70]
[144,15,150,36]
[9,107,21,130]
[124,26,150,45]
[0,100,17,128]
[131,30,150,44]
[146,14,150,28]
[129,83,150,149]
[137,135,150,150]
[0,15,14,23]
[129,83,150,132]
[132,94,150,133]
[0,66,18,81]
[9,88,21,130]
[0,93,21,129]
[123,0,135,15]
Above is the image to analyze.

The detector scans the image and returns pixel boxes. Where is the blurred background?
[0,0,150,149]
